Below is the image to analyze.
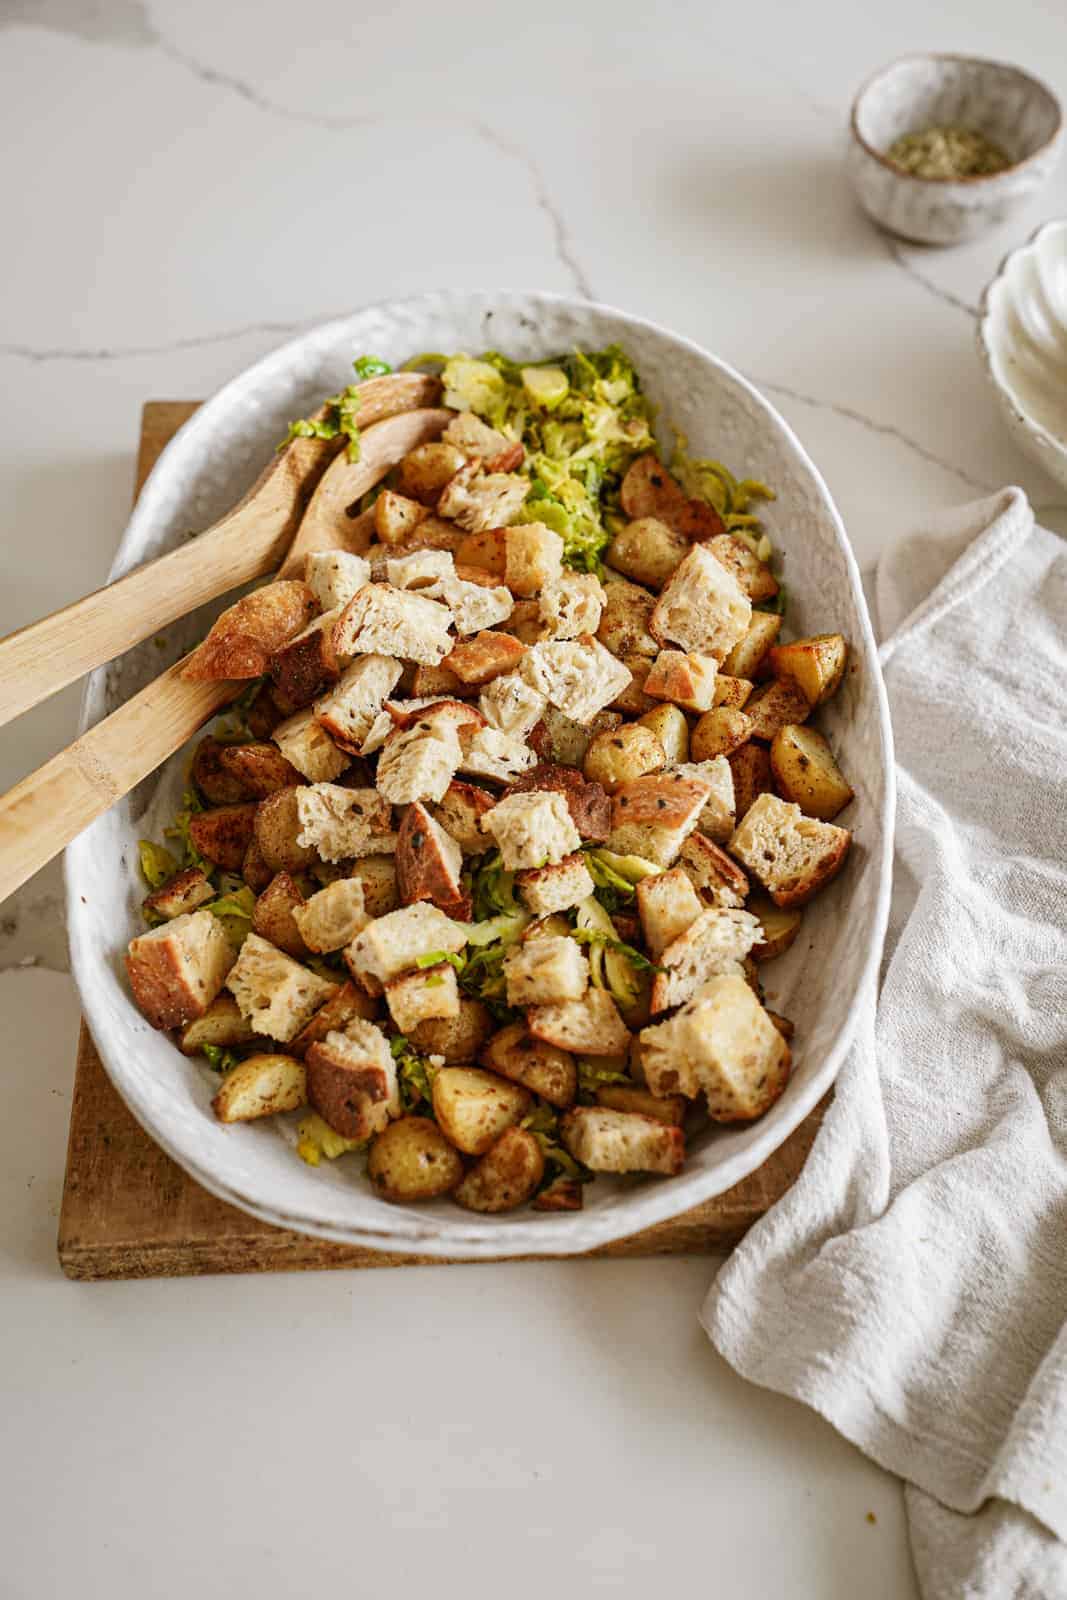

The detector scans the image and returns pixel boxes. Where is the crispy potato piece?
[254,787,319,873]
[526,989,631,1056]
[770,723,854,821]
[374,488,427,544]
[744,679,812,742]
[212,1054,307,1123]
[368,1116,465,1202]
[748,895,804,961]
[188,803,258,871]
[242,836,274,894]
[178,993,258,1054]
[769,633,848,706]
[251,872,308,959]
[143,866,215,922]
[620,454,724,540]
[218,742,302,798]
[691,708,753,762]
[583,724,665,795]
[453,1127,545,1213]
[637,703,688,765]
[706,533,778,603]
[611,655,658,716]
[395,441,467,505]
[712,675,753,710]
[408,998,495,1063]
[191,736,249,804]
[727,742,775,821]
[246,683,284,740]
[503,762,612,842]
[269,612,344,710]
[455,526,508,575]
[498,597,548,645]
[607,516,689,591]
[444,630,526,686]
[595,1084,687,1124]
[480,1021,577,1108]
[596,578,660,659]
[432,1067,532,1156]
[183,581,318,681]
[721,612,782,680]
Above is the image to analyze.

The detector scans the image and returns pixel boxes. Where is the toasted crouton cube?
[560,1106,684,1175]
[183,580,318,681]
[254,786,319,873]
[620,454,724,541]
[444,630,526,686]
[728,741,774,820]
[748,895,804,961]
[679,832,749,908]
[640,973,790,1121]
[516,852,595,915]
[306,1020,398,1139]
[454,526,508,576]
[212,1055,307,1123]
[431,779,497,855]
[722,611,782,680]
[532,1175,584,1211]
[607,516,689,591]
[502,762,611,842]
[480,790,581,871]
[457,725,537,784]
[650,907,761,1013]
[290,979,381,1057]
[596,578,660,658]
[273,707,351,783]
[395,802,469,917]
[385,963,460,1034]
[305,550,372,612]
[743,679,812,742]
[667,757,735,843]
[539,572,606,639]
[126,909,235,1031]
[188,803,259,871]
[295,783,397,862]
[409,997,495,1064]
[270,607,346,710]
[374,488,429,544]
[607,773,711,866]
[535,706,622,770]
[729,792,851,908]
[497,596,549,645]
[439,574,514,636]
[452,1125,545,1213]
[706,533,779,603]
[377,722,462,805]
[143,866,215,922]
[178,992,258,1055]
[526,988,630,1056]
[691,706,753,762]
[582,724,665,795]
[292,878,370,953]
[520,637,632,726]
[651,544,751,662]
[334,584,455,666]
[396,442,467,505]
[479,671,547,740]
[432,1067,532,1155]
[769,633,848,705]
[217,742,302,799]
[644,649,719,713]
[313,654,404,754]
[191,736,249,804]
[443,410,512,462]
[503,935,589,1007]
[770,724,854,820]
[504,522,564,597]
[410,661,477,700]
[225,932,337,1041]
[438,461,529,532]
[595,1085,686,1125]
[386,548,454,591]
[252,872,308,959]
[480,1021,577,1107]
[635,867,703,958]
[346,902,466,990]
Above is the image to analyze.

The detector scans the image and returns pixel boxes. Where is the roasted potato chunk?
[596,578,660,659]
[368,1116,465,1202]
[251,872,308,959]
[727,742,775,820]
[583,724,665,794]
[748,895,804,961]
[191,736,249,804]
[607,516,689,590]
[212,1054,307,1123]
[188,803,259,872]
[408,998,495,1063]
[481,1022,577,1108]
[743,679,812,742]
[254,787,319,873]
[721,612,781,680]
[452,1127,545,1213]
[395,441,467,505]
[637,703,689,766]
[179,993,258,1055]
[218,741,302,798]
[690,708,753,762]
[770,724,854,820]
[431,1066,532,1156]
[769,633,848,706]
[619,454,724,541]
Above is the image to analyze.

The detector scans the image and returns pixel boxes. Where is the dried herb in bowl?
[887,125,1010,180]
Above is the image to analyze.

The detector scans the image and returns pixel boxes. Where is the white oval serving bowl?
[847,54,1063,246]
[65,290,894,1260]
[979,218,1067,489]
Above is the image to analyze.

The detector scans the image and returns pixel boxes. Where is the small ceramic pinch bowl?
[847,54,1063,246]
[979,219,1067,490]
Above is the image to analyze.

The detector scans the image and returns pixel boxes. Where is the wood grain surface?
[56,400,829,1281]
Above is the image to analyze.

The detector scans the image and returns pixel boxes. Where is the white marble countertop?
[3,3,1065,1594]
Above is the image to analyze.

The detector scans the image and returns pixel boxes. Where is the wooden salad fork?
[0,401,452,906]
[0,371,440,729]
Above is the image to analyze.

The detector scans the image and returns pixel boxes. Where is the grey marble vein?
[884,238,980,318]
[473,122,594,301]
[0,309,358,363]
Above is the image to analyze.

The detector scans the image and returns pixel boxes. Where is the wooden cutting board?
[56,401,828,1280]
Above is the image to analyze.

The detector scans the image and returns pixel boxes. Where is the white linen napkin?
[701,489,1067,1600]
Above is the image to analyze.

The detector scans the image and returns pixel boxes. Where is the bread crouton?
[650,544,751,662]
[374,488,430,544]
[728,741,774,820]
[728,792,851,907]
[503,934,589,1007]
[504,522,564,597]
[456,725,537,784]
[497,596,549,645]
[346,902,466,989]
[143,866,215,922]
[560,1106,684,1175]
[502,762,611,842]
[183,580,318,681]
[539,572,606,639]
[519,637,632,725]
[644,649,719,713]
[290,979,381,1057]
[480,790,581,871]
[442,410,511,462]
[431,779,497,855]
[650,907,761,1012]
[437,460,529,531]
[606,516,689,591]
[769,632,847,705]
[305,1020,398,1139]
[251,872,308,959]
[516,852,595,915]
[679,832,749,908]
[439,574,514,636]
[526,988,630,1056]
[188,803,259,871]
[444,630,525,686]
[305,550,372,611]
[126,909,235,1031]
[595,1084,686,1125]
[722,611,782,679]
[385,963,460,1034]
[743,679,812,742]
[667,757,736,843]
[480,1021,577,1107]
[191,735,248,803]
[409,997,495,1063]
[270,607,346,710]
[454,526,508,576]
[635,867,703,958]
[640,973,790,1120]
[411,661,478,700]
[533,706,622,770]
[217,741,302,799]
[385,548,454,591]
[376,721,462,805]
[479,671,547,739]
[334,584,454,666]
[226,932,337,1041]
[607,773,712,866]
[596,577,660,659]
[292,878,370,953]
[313,654,404,754]
[620,454,725,541]
[706,532,779,603]
[272,707,351,783]
[395,802,469,917]
[293,783,396,862]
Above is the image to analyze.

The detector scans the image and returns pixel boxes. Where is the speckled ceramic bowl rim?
[850,53,1063,185]
[65,289,896,1259]
[977,219,1067,462]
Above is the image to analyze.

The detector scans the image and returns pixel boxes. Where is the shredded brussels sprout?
[202,884,256,948]
[202,1044,242,1075]
[296,1112,366,1166]
[391,1036,440,1113]
[280,353,392,462]
[138,840,179,890]
[671,431,777,561]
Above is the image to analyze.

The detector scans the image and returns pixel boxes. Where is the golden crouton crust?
[142,866,214,922]
[444,630,526,686]
[408,998,495,1063]
[611,773,710,830]
[531,1175,585,1212]
[269,619,342,710]
[290,980,381,1057]
[183,581,318,681]
[395,802,471,919]
[305,1041,390,1140]
[503,762,611,842]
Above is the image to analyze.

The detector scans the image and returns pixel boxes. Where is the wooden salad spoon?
[0,371,441,729]
[0,403,452,906]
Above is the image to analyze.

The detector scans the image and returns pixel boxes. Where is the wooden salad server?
[0,404,451,906]
[0,371,441,729]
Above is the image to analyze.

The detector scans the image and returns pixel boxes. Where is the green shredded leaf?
[138,840,179,891]
[415,950,466,971]
[203,883,256,948]
[391,1036,441,1113]
[571,925,658,972]
[280,352,394,462]
[577,1058,632,1096]
[164,789,211,873]
[521,1104,588,1183]
[351,355,392,380]
[202,1044,242,1074]
[470,851,518,920]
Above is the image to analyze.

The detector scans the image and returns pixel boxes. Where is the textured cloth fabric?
[701,490,1067,1600]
